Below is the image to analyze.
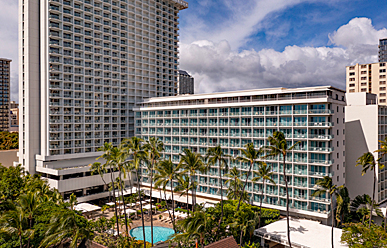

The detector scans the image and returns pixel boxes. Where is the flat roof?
[139,85,345,104]
[254,218,348,248]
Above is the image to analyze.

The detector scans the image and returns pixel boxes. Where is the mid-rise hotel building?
[19,0,188,201]
[346,62,387,104]
[0,59,11,132]
[134,86,346,223]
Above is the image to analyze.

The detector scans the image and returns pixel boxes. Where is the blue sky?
[1,0,387,100]
[177,0,387,93]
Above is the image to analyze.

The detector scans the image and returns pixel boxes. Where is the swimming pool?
[130,226,175,243]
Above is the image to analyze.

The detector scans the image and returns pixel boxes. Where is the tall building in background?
[346,62,387,104]
[0,59,11,132]
[379,38,387,63]
[345,92,387,204]
[9,101,19,133]
[134,86,346,224]
[19,0,188,201]
[178,70,194,94]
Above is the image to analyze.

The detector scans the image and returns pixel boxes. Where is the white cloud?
[329,17,387,47]
[180,17,383,94]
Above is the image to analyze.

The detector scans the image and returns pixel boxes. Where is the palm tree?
[266,131,298,248]
[225,167,243,200]
[179,149,206,211]
[356,152,383,228]
[96,142,120,234]
[143,137,164,246]
[174,175,193,215]
[69,193,77,211]
[89,162,110,201]
[172,210,214,248]
[110,147,130,237]
[40,209,93,248]
[121,136,146,248]
[205,145,230,229]
[154,158,180,232]
[0,205,32,248]
[231,210,250,246]
[351,194,383,224]
[335,186,350,226]
[252,162,276,228]
[312,176,339,248]
[236,143,264,211]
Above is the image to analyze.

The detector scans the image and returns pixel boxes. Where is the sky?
[1,0,387,101]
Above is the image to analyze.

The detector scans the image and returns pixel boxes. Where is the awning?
[74,203,101,212]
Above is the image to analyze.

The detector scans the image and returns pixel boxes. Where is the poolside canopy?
[74,203,101,213]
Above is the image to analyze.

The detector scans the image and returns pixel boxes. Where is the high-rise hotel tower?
[19,0,188,201]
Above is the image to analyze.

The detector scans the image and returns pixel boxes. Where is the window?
[380,93,386,97]
[380,63,386,67]
[381,99,386,103]
[337,176,339,181]
[349,66,355,70]
[380,81,386,85]
[349,72,355,76]
[337,130,339,135]
[361,82,367,86]
[349,83,355,87]
[337,106,339,112]
[349,89,355,92]
[380,87,386,91]
[337,118,339,124]
[337,153,339,158]
[380,75,386,79]
[380,69,386,73]
[361,77,367,80]
[349,78,355,81]
[361,71,367,74]
[337,164,339,170]
[361,65,367,69]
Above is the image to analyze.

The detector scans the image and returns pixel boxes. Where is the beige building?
[346,62,387,104]
[9,101,18,133]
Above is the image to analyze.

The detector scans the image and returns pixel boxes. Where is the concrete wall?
[0,150,18,167]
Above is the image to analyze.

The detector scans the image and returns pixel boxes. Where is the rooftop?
[204,236,239,248]
[254,218,347,248]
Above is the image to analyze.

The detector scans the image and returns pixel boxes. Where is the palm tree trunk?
[119,171,129,236]
[331,195,334,248]
[284,156,292,248]
[240,229,243,246]
[218,162,224,232]
[259,180,265,228]
[369,169,376,228]
[171,181,177,232]
[136,170,146,248]
[192,172,196,213]
[237,161,253,211]
[19,234,22,248]
[186,189,189,216]
[149,168,154,246]
[110,165,120,234]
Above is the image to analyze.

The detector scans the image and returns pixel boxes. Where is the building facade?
[0,59,11,132]
[346,62,387,105]
[178,70,194,94]
[379,38,387,63]
[9,101,19,133]
[19,0,188,201]
[345,92,387,204]
[134,86,346,223]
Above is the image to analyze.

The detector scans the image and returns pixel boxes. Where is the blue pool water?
[130,226,174,243]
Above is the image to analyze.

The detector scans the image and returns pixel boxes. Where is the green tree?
[236,143,264,211]
[225,167,243,201]
[154,159,180,232]
[121,136,146,248]
[341,222,387,248]
[179,149,206,211]
[172,210,214,248]
[0,165,25,201]
[266,131,298,248]
[40,209,92,248]
[174,175,193,216]
[205,145,230,230]
[90,162,110,201]
[252,162,276,228]
[356,152,383,228]
[335,186,350,226]
[0,205,32,248]
[312,176,340,248]
[350,194,383,224]
[143,137,164,246]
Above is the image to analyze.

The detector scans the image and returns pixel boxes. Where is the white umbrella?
[125,208,137,214]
